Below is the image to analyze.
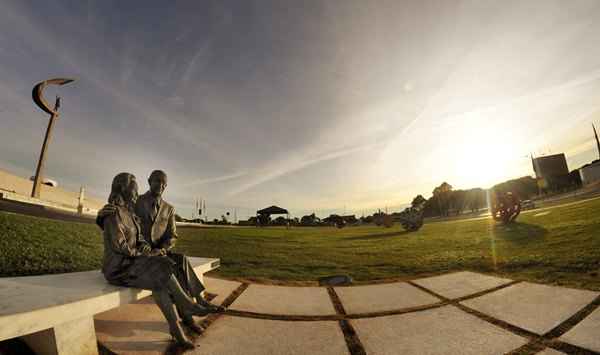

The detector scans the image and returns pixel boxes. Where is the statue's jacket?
[134,191,205,295]
[101,204,175,290]
[135,192,178,250]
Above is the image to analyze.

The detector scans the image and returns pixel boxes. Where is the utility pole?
[593,123,600,160]
[531,153,541,197]
[77,186,85,215]
[30,78,74,198]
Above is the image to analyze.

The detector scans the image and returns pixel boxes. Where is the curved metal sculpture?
[32,78,74,115]
[30,78,74,198]
[491,191,521,224]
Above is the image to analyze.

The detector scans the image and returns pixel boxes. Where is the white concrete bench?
[0,257,219,355]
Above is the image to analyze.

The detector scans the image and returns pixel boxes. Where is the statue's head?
[108,172,138,207]
[148,170,168,197]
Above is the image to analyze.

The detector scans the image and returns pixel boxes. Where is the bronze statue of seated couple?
[96,170,224,349]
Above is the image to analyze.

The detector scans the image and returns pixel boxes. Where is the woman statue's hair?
[108,172,137,207]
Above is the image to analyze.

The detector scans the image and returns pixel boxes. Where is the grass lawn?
[1,198,599,290]
[0,212,102,276]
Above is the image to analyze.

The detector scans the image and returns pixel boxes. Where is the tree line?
[417,175,544,218]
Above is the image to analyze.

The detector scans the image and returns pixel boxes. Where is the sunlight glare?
[447,120,522,188]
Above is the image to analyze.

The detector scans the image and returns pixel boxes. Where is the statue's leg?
[166,274,211,317]
[171,293,186,320]
[168,286,204,334]
[169,253,206,299]
[152,289,194,349]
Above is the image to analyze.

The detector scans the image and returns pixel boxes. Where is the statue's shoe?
[189,304,211,317]
[182,318,204,334]
[169,325,195,349]
[196,297,226,313]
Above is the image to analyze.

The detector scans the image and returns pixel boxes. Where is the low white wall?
[0,169,104,210]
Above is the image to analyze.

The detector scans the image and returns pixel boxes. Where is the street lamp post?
[30,78,74,198]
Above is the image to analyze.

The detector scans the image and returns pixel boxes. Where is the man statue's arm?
[96,203,117,230]
[159,208,178,251]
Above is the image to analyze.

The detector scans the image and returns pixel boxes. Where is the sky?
[2,0,600,220]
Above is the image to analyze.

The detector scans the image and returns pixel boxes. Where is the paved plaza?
[95,272,600,354]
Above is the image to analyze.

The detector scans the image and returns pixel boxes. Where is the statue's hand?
[98,204,117,218]
[138,243,152,255]
[149,248,164,257]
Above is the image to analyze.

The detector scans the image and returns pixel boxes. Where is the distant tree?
[322,214,347,228]
[300,213,320,226]
[372,210,386,226]
[449,190,468,215]
[411,195,427,208]
[257,214,271,226]
[322,214,340,225]
[437,182,453,194]
[174,214,184,222]
[342,215,358,224]
[361,215,374,223]
[273,216,287,226]
[493,176,538,200]
[464,188,486,213]
[432,182,453,217]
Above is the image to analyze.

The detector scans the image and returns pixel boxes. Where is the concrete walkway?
[95,272,600,355]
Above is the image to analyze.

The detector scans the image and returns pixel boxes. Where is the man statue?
[97,170,223,333]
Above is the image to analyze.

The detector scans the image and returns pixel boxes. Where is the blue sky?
[2,0,600,219]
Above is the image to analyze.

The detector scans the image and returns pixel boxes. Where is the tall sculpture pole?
[31,78,74,198]
[593,123,600,161]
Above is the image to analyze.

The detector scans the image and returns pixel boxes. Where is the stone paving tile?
[462,282,598,335]
[191,316,348,355]
[560,307,600,352]
[352,305,528,355]
[229,284,336,315]
[412,271,513,299]
[536,348,565,355]
[203,277,242,306]
[95,277,241,354]
[334,282,439,314]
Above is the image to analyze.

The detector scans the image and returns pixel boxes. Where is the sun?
[449,126,522,188]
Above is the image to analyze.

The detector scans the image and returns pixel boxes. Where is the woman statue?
[101,172,208,349]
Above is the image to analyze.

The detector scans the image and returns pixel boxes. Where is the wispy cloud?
[182,170,248,187]
[181,41,211,85]
[228,142,383,196]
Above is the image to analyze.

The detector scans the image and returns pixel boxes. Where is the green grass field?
[1,198,599,290]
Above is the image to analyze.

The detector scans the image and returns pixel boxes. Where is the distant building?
[579,160,600,185]
[532,153,570,192]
